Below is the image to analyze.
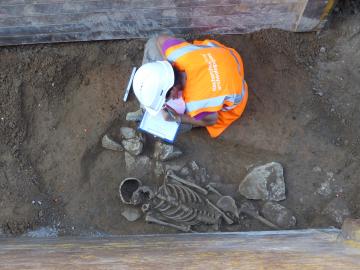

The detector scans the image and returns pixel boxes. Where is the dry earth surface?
[0,2,359,235]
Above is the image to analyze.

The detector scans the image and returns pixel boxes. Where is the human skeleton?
[119,170,278,232]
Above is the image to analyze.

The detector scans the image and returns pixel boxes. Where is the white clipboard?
[138,110,180,143]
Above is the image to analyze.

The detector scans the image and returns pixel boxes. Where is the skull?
[131,186,154,205]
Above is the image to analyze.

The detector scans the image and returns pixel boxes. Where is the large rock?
[153,141,182,161]
[120,127,137,139]
[260,201,296,229]
[101,134,123,152]
[120,127,145,156]
[122,138,143,156]
[322,197,350,226]
[239,162,286,201]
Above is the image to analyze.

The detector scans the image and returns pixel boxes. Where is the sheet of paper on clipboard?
[139,110,180,143]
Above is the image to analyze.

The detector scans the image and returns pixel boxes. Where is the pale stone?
[122,138,143,156]
[126,109,144,122]
[101,134,123,151]
[317,181,332,196]
[121,207,142,222]
[153,141,182,161]
[239,162,286,201]
[190,161,200,171]
[120,127,137,139]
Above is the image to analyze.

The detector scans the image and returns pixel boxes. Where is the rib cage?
[149,181,219,226]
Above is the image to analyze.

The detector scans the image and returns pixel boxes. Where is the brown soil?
[0,4,359,235]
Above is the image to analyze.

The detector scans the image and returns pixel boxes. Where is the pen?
[164,106,180,123]
[166,108,176,121]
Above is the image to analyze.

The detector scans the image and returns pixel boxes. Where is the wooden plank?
[0,0,269,15]
[0,0,304,8]
[0,12,301,46]
[0,12,301,37]
[0,0,334,46]
[0,3,299,28]
[0,229,360,269]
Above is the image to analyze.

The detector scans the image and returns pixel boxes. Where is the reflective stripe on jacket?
[165,39,248,138]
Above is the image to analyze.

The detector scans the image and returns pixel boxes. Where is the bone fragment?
[166,170,208,195]
[145,214,191,232]
[206,184,223,196]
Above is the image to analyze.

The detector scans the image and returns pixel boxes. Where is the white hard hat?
[132,61,174,115]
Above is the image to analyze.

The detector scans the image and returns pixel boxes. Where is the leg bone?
[166,170,208,195]
[239,206,280,230]
[145,214,192,232]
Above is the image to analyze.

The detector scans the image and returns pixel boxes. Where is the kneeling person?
[131,36,249,138]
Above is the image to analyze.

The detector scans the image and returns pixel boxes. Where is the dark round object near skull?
[119,178,142,204]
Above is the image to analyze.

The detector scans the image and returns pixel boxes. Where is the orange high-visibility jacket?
[165,39,248,138]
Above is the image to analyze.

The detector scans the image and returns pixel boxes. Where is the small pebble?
[314,91,323,97]
[190,161,199,171]
[312,166,322,173]
[121,207,142,222]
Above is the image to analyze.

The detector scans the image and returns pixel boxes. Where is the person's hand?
[162,106,181,122]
